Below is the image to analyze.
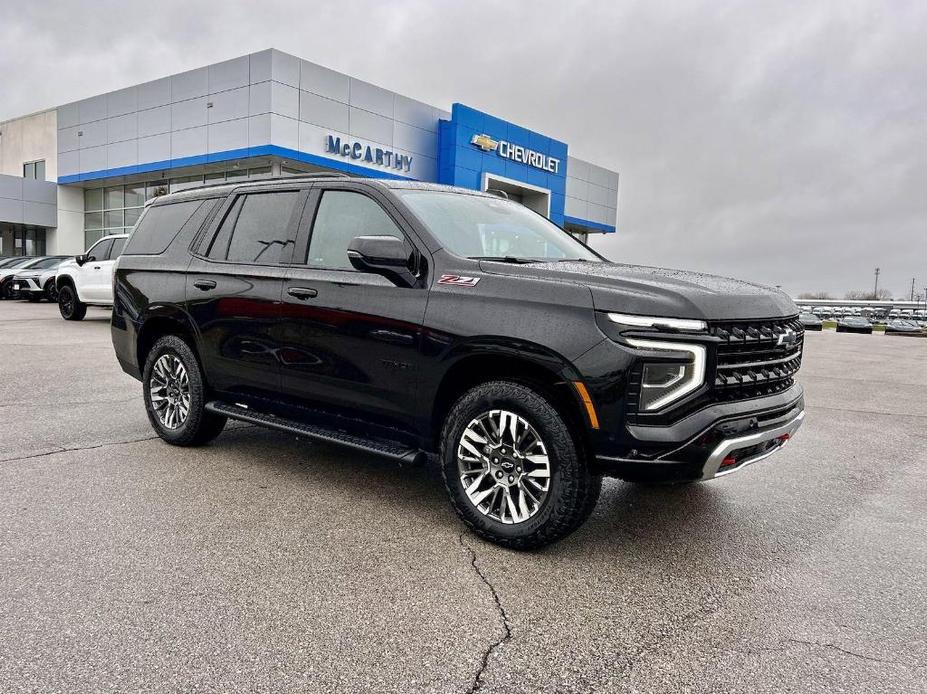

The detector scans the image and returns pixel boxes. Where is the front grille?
[624,315,804,425]
[710,317,803,400]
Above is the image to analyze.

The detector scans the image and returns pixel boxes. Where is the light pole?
[873,267,880,299]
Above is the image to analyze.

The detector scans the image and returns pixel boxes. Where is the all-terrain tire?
[440,380,601,550]
[142,335,227,446]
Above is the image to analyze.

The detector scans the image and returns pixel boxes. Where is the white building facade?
[0,49,619,256]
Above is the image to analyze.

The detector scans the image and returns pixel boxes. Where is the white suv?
[56,234,128,321]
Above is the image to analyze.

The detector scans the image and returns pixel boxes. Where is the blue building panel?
[437,103,571,223]
[563,215,615,233]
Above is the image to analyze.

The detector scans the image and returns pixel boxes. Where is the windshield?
[6,257,37,269]
[28,257,64,270]
[396,190,602,262]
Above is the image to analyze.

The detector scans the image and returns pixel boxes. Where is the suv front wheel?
[440,381,601,550]
[58,285,87,321]
[143,335,227,446]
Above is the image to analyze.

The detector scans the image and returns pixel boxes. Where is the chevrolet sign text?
[470,134,560,174]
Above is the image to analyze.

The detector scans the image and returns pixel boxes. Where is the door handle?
[287,287,318,300]
[93,266,101,270]
[370,329,414,345]
[193,279,217,291]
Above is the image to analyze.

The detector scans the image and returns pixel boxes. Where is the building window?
[14,228,47,255]
[23,160,46,181]
[84,183,147,248]
[81,169,277,247]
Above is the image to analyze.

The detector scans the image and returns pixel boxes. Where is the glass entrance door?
[14,228,47,256]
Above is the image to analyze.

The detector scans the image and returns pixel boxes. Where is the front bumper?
[698,409,804,479]
[11,278,42,293]
[593,386,806,483]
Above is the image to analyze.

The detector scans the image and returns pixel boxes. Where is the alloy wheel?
[60,288,73,315]
[148,354,191,429]
[457,409,551,524]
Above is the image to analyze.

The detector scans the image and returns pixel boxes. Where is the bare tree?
[797,291,833,299]
[845,289,893,300]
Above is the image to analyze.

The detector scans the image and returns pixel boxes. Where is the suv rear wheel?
[440,381,601,550]
[143,335,226,446]
[57,285,86,321]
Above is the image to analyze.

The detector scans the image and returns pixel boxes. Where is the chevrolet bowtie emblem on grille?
[776,328,797,347]
[470,134,499,152]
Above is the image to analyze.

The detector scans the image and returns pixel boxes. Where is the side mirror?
[75,254,89,266]
[347,235,417,287]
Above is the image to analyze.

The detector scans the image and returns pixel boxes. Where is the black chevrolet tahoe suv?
[112,174,805,549]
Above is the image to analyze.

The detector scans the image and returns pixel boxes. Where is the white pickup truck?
[56,233,128,321]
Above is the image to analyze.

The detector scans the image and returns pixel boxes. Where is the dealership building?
[0,49,618,256]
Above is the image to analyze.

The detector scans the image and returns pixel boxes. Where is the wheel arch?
[136,307,201,375]
[428,340,594,454]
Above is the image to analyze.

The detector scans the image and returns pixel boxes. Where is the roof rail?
[152,171,354,198]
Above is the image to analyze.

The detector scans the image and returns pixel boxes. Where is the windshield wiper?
[469,256,538,264]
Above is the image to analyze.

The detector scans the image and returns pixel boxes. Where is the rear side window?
[124,200,211,256]
[110,238,126,259]
[208,192,300,264]
[87,238,112,260]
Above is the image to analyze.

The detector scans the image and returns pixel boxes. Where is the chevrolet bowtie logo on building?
[470,133,560,174]
[470,134,499,152]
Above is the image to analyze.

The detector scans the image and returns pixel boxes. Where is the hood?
[0,267,27,280]
[479,260,797,321]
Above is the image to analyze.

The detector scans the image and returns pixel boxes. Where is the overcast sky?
[2,0,923,298]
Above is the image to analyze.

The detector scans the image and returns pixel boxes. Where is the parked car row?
[797,304,927,326]
[0,256,68,301]
[0,233,128,316]
[797,311,926,335]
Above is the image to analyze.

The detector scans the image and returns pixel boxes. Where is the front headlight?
[626,338,706,411]
[607,312,706,332]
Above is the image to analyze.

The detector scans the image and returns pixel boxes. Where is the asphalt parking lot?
[1,301,925,693]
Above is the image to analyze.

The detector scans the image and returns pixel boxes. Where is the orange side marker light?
[572,381,600,430]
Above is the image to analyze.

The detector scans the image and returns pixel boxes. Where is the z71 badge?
[438,274,480,287]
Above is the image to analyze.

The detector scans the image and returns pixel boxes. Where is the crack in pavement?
[0,395,139,410]
[0,423,258,465]
[784,639,926,668]
[806,404,927,420]
[719,639,925,669]
[0,435,163,464]
[458,533,512,693]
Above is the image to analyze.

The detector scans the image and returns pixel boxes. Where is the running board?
[206,401,425,465]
